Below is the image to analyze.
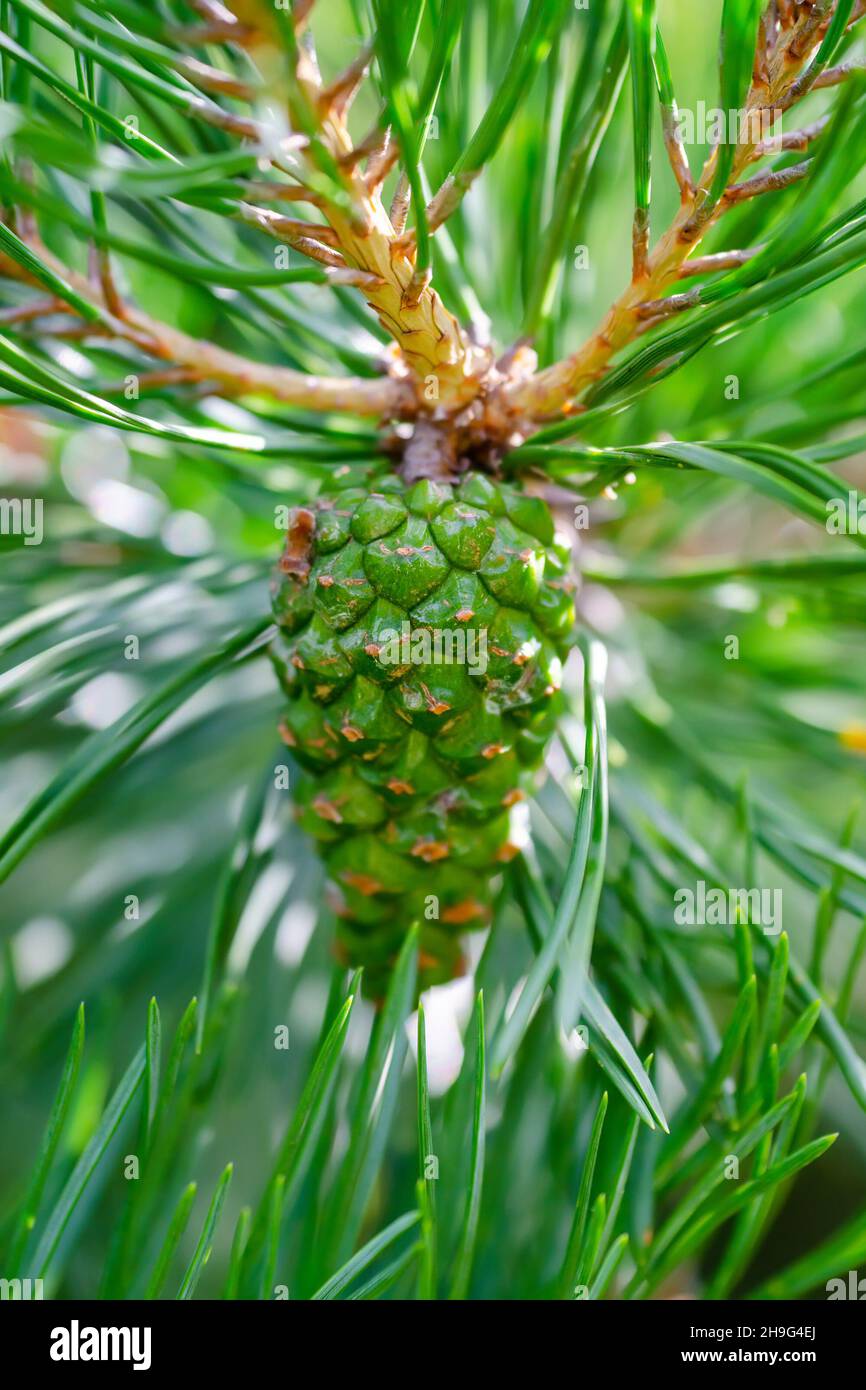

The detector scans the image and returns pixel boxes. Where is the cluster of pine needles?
[0,0,866,1299]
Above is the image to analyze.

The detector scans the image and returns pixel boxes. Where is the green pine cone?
[270,468,577,996]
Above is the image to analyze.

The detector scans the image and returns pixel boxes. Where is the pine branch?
[189,0,241,25]
[177,57,257,101]
[0,0,485,408]
[0,237,412,416]
[724,158,813,204]
[813,57,866,89]
[272,16,485,404]
[655,27,694,199]
[636,289,701,321]
[678,248,761,279]
[751,115,830,157]
[501,5,853,421]
[319,41,374,118]
[0,294,60,324]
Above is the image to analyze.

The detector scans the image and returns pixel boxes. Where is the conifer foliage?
[1,0,866,1303]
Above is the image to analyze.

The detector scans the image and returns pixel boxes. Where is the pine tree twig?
[633,311,666,338]
[754,11,773,88]
[320,42,374,118]
[724,159,812,205]
[362,132,400,190]
[812,59,866,90]
[179,57,257,102]
[0,241,412,417]
[172,22,252,44]
[293,0,318,31]
[89,243,125,320]
[188,96,285,144]
[403,265,433,313]
[787,0,834,61]
[9,159,37,244]
[764,0,779,35]
[632,209,651,283]
[0,295,61,324]
[242,22,487,404]
[189,0,241,25]
[168,4,254,45]
[678,248,762,279]
[661,114,694,199]
[389,175,412,237]
[722,159,811,204]
[636,289,701,322]
[39,323,116,341]
[234,203,341,249]
[781,1,862,108]
[291,235,352,269]
[304,120,484,400]
[228,202,384,287]
[264,17,475,395]
[501,7,830,421]
[98,367,202,395]
[296,19,323,89]
[423,174,471,237]
[751,116,829,158]
[240,182,324,207]
[336,126,385,174]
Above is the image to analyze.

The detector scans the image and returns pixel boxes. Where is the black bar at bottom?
[1,1296,862,1376]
